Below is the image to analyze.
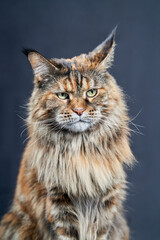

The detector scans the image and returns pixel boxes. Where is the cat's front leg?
[0,210,41,240]
[46,189,79,240]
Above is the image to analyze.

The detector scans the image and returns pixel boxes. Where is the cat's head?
[25,28,127,136]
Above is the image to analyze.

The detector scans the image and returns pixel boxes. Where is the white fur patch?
[66,121,90,132]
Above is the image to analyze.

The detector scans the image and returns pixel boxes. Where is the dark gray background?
[0,0,160,239]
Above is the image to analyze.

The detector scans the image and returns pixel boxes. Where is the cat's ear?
[88,27,117,71]
[22,49,60,78]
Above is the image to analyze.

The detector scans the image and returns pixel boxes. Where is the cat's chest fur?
[32,136,125,198]
[34,143,122,239]
[48,194,117,240]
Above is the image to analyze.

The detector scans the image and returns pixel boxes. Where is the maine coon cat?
[0,28,134,240]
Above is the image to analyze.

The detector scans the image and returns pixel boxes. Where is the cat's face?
[55,85,101,132]
[37,71,110,133]
[25,28,126,135]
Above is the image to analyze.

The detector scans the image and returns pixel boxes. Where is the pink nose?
[73,108,85,116]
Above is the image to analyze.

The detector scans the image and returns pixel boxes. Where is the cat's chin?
[64,121,91,132]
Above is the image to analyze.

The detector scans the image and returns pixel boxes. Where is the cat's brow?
[51,90,74,94]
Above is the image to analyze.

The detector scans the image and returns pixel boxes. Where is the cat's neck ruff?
[29,125,132,197]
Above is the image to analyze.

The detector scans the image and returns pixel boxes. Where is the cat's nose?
[72,108,85,116]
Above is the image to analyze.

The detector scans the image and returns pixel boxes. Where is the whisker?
[129,122,143,135]
[129,108,143,122]
[93,116,144,136]
[17,114,26,122]
[20,127,28,138]
[19,105,28,109]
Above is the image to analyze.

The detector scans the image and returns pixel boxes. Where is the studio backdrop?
[0,1,160,240]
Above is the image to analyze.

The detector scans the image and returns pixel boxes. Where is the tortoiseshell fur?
[0,29,134,240]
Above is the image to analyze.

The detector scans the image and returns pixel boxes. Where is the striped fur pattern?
[0,28,134,239]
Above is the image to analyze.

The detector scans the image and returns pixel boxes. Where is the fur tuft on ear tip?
[103,25,118,48]
[22,48,38,57]
[110,25,118,40]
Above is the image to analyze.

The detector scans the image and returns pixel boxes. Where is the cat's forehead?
[52,70,97,93]
[50,54,103,93]
[55,53,98,72]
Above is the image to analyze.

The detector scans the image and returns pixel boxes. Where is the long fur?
[0,29,135,240]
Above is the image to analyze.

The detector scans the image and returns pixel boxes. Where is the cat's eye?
[57,92,69,100]
[86,89,97,98]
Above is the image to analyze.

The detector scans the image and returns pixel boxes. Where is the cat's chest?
[73,199,102,240]
[34,143,124,197]
[48,195,114,240]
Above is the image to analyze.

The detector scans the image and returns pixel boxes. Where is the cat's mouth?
[71,119,91,124]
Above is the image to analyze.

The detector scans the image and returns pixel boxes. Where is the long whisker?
[20,127,28,138]
[91,115,144,135]
[19,105,28,109]
[129,108,143,122]
[17,114,26,122]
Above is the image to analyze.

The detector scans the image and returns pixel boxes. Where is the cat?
[0,28,135,240]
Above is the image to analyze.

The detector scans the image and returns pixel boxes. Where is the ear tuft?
[92,26,117,54]
[22,48,38,57]
[22,49,56,80]
[88,26,117,71]
[109,25,117,42]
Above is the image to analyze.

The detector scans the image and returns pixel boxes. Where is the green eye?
[57,92,69,100]
[86,89,97,98]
